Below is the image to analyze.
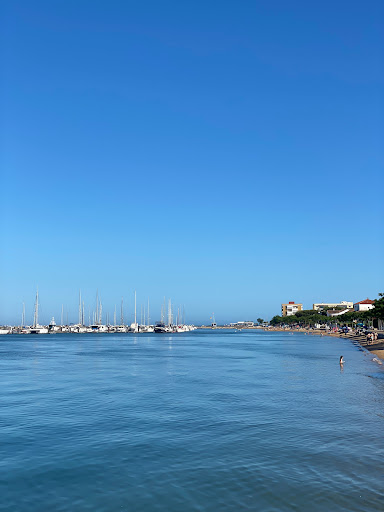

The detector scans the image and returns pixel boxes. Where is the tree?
[295,309,321,318]
[372,293,384,320]
[257,318,264,325]
[270,315,283,326]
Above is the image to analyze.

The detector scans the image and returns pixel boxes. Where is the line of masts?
[22,289,186,327]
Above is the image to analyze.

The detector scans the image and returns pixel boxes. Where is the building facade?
[313,301,353,311]
[281,302,303,317]
[353,299,375,312]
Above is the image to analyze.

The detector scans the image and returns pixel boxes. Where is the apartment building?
[281,302,303,317]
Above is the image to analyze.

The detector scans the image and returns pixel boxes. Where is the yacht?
[30,325,49,334]
[90,324,108,333]
[154,322,168,333]
[49,317,60,332]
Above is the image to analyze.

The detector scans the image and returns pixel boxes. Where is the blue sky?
[1,0,383,325]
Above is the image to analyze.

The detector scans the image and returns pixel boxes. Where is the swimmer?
[340,356,344,364]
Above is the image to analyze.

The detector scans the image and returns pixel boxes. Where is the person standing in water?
[340,356,344,364]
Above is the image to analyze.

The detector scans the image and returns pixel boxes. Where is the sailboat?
[30,289,49,334]
[130,291,139,332]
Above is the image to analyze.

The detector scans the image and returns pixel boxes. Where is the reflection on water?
[0,330,383,512]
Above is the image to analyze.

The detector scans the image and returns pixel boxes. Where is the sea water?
[1,330,383,511]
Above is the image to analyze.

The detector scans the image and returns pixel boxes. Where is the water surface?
[1,330,383,511]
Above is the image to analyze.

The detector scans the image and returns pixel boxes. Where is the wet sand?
[371,350,384,360]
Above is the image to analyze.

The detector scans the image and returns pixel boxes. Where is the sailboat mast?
[134,290,137,325]
[168,299,172,327]
[33,289,39,327]
[161,296,166,323]
[121,297,124,326]
[79,290,82,325]
[147,298,150,327]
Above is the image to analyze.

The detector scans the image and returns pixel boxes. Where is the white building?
[313,301,353,311]
[353,299,375,312]
[229,321,255,327]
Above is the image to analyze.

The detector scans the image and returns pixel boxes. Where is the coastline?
[266,326,384,361]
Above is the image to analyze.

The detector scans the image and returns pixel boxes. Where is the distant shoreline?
[197,326,264,330]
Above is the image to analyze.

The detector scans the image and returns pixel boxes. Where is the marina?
[0,290,197,335]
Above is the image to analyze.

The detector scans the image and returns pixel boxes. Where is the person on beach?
[340,356,344,365]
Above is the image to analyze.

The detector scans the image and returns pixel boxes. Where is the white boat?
[130,322,139,333]
[30,326,49,334]
[90,324,108,333]
[139,325,154,333]
[49,317,60,332]
[30,289,49,334]
[154,322,168,333]
[0,328,11,335]
[129,291,140,332]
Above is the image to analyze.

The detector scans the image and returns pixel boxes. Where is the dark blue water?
[1,330,384,511]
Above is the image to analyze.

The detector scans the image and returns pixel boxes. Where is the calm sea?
[1,330,383,511]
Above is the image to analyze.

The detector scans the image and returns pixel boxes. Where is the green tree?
[270,315,283,326]
[257,318,264,325]
[372,293,384,320]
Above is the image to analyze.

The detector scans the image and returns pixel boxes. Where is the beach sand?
[371,350,384,360]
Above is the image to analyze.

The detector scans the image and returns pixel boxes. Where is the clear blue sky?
[1,0,383,325]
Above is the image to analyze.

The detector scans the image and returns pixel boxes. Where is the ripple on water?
[0,331,384,512]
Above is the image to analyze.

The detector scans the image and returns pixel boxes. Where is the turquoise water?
[1,330,384,511]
